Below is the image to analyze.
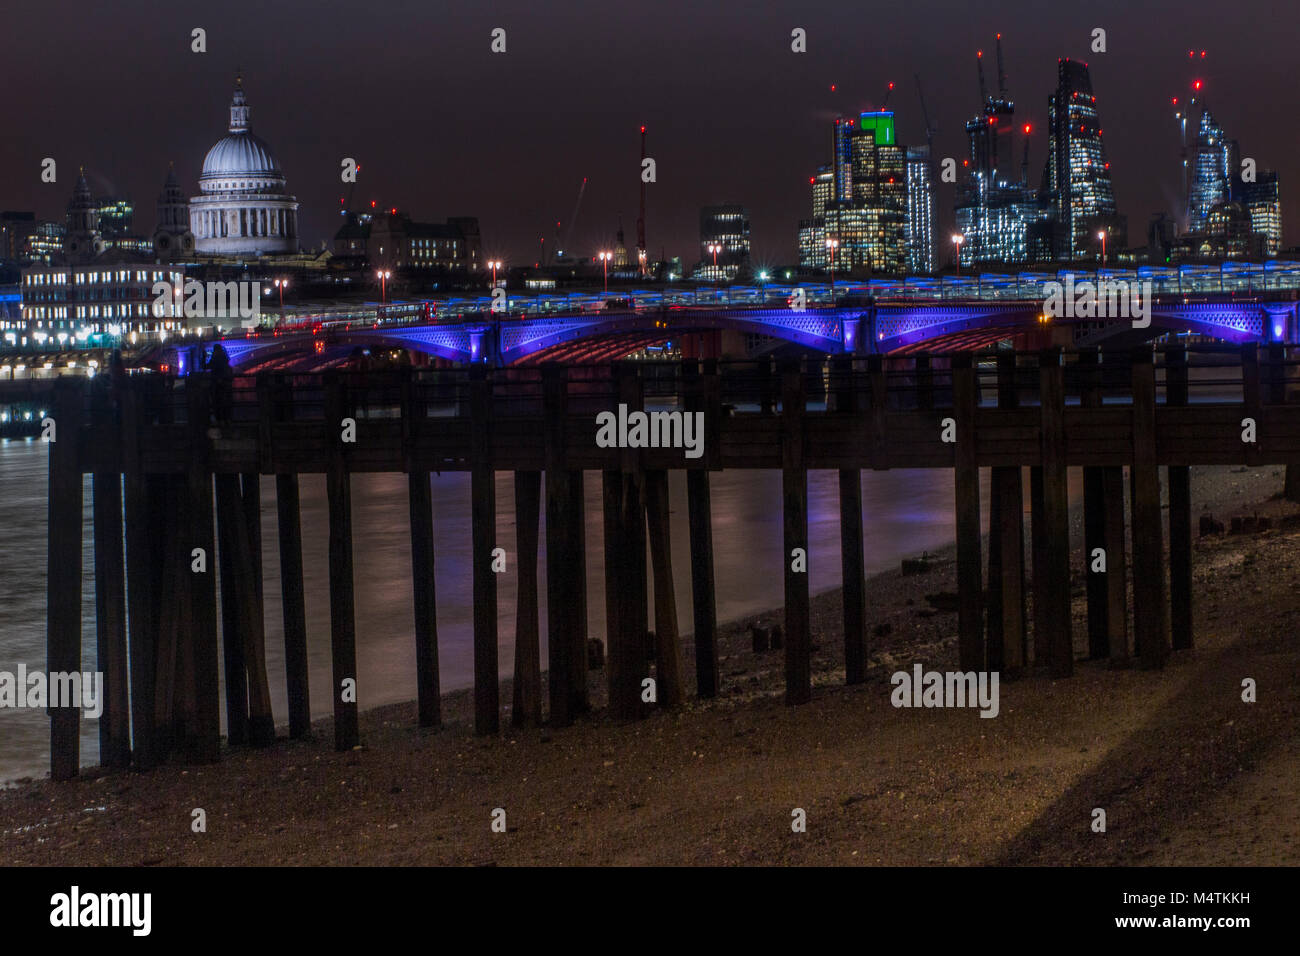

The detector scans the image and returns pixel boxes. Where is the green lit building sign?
[859,111,895,145]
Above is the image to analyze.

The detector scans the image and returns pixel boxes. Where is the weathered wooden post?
[1165,345,1193,651]
[781,357,811,704]
[91,374,130,769]
[834,354,867,684]
[470,365,500,735]
[47,377,84,780]
[685,359,719,698]
[239,470,275,747]
[644,469,685,707]
[273,374,312,738]
[1080,348,1111,660]
[1130,347,1169,669]
[1038,347,1072,677]
[987,351,1026,674]
[543,365,575,726]
[123,376,160,768]
[513,469,543,727]
[952,354,984,672]
[186,374,220,762]
[403,367,440,729]
[324,371,360,749]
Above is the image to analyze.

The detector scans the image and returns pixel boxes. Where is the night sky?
[2,0,1295,268]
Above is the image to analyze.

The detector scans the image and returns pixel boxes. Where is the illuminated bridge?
[193,292,1300,372]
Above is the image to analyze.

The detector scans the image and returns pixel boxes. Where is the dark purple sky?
[2,0,1295,267]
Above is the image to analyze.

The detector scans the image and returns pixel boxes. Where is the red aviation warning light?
[1023,123,1031,134]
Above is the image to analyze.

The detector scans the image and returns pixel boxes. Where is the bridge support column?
[1129,349,1170,669]
[1166,346,1193,652]
[987,353,1026,675]
[952,355,984,672]
[781,358,811,704]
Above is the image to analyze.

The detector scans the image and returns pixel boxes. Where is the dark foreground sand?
[1,465,1297,866]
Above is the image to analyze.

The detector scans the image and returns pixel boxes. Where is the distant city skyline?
[1,0,1294,266]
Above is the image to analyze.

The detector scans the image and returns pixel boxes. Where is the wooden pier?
[42,343,1300,779]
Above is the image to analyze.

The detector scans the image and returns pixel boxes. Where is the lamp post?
[598,252,611,293]
[707,243,722,284]
[826,237,839,302]
[488,259,503,289]
[951,234,965,277]
[1097,230,1108,268]
[274,278,288,309]
[377,269,391,304]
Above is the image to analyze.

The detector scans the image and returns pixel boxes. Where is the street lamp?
[826,237,840,301]
[488,259,503,289]
[1097,230,1108,268]
[707,242,722,283]
[951,234,965,277]
[274,278,288,309]
[377,269,391,304]
[598,252,611,293]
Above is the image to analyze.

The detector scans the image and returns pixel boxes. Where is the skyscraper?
[799,111,909,276]
[1242,173,1281,254]
[1179,103,1280,257]
[905,146,935,273]
[1044,58,1124,260]
[698,204,750,280]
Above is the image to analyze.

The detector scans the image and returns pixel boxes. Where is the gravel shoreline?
[1,464,1297,865]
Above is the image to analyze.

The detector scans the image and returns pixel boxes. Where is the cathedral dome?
[190,72,299,257]
[200,132,281,181]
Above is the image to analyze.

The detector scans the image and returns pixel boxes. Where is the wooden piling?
[1080,349,1110,660]
[951,356,984,671]
[123,381,159,768]
[214,473,249,746]
[470,366,500,735]
[1038,348,1072,677]
[91,379,130,769]
[47,378,84,781]
[644,470,684,707]
[277,470,312,737]
[1165,345,1193,651]
[543,365,574,727]
[685,360,718,698]
[402,368,440,729]
[834,356,867,684]
[186,375,220,762]
[567,470,590,717]
[603,467,640,719]
[1130,348,1170,669]
[240,474,275,746]
[324,373,360,749]
[512,470,542,727]
[988,352,1025,673]
[781,358,811,704]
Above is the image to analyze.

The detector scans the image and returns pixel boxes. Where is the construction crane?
[914,74,939,271]
[976,50,988,106]
[881,81,895,109]
[555,177,588,262]
[996,33,1008,95]
[636,126,647,276]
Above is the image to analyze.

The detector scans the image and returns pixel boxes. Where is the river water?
[1,437,1009,783]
